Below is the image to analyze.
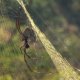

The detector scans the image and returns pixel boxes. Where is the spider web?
[0,0,80,80]
[0,1,53,80]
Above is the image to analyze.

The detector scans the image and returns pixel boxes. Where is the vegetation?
[0,0,80,80]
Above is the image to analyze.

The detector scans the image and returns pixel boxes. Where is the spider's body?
[16,18,36,71]
[20,27,36,51]
[23,28,36,43]
[16,17,36,47]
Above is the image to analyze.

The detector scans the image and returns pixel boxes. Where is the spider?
[16,17,36,71]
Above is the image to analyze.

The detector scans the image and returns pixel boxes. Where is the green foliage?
[0,17,58,80]
[0,75,13,80]
[0,0,80,80]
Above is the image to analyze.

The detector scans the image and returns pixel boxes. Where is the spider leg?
[24,48,33,72]
[23,47,31,59]
[20,42,31,59]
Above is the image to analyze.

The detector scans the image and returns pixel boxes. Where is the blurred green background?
[0,0,80,80]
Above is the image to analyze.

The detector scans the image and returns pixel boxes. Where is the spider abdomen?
[23,28,36,43]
